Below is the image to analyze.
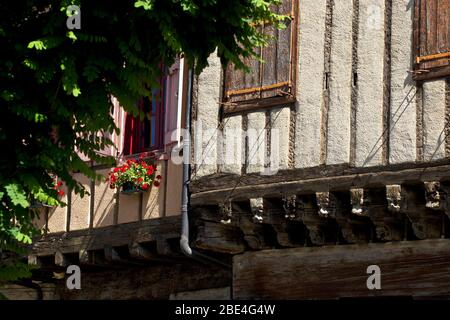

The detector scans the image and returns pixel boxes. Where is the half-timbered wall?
[192,0,450,179]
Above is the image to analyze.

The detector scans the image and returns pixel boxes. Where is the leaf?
[72,86,81,97]
[27,40,46,50]
[67,31,77,41]
[4,184,29,208]
[134,0,154,10]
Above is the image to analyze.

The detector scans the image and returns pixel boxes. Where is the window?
[123,81,165,156]
[413,0,450,81]
[222,0,298,115]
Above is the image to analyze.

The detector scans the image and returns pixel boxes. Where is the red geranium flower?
[142,183,149,190]
[58,190,65,197]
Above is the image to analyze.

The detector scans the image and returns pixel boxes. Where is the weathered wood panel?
[190,161,450,205]
[389,0,417,164]
[31,216,180,256]
[326,0,353,165]
[354,0,386,167]
[224,0,294,103]
[294,0,327,168]
[233,239,450,299]
[413,0,450,80]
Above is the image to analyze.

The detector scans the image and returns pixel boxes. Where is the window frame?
[222,0,299,116]
[122,76,166,156]
[412,0,450,81]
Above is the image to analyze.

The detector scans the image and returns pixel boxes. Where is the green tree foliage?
[0,0,284,283]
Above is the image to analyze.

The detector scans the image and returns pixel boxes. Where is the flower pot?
[121,182,144,195]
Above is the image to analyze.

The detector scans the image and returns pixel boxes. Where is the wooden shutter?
[223,0,298,115]
[413,0,450,81]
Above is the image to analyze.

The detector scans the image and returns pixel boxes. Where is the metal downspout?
[179,68,230,271]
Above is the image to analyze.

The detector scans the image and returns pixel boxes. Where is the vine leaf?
[5,183,29,208]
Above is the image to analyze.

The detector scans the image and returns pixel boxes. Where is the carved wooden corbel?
[350,188,365,216]
[299,194,338,246]
[357,187,403,242]
[386,184,402,212]
[266,197,306,247]
[401,184,442,239]
[282,195,297,220]
[315,192,335,217]
[424,181,445,210]
[219,201,233,225]
[250,198,264,223]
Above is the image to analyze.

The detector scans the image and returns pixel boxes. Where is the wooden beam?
[192,220,246,254]
[104,245,121,263]
[233,239,450,299]
[54,251,70,267]
[27,255,42,267]
[156,238,173,256]
[191,162,450,205]
[31,216,180,257]
[128,242,156,260]
[401,184,442,239]
[223,95,296,116]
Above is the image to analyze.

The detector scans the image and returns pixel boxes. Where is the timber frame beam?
[191,160,450,204]
[29,216,183,270]
[233,239,450,299]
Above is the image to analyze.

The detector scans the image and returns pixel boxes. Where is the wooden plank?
[190,158,450,194]
[275,1,292,86]
[233,239,450,299]
[190,162,450,205]
[242,46,262,101]
[437,0,450,53]
[222,95,296,116]
[413,65,450,80]
[261,22,278,99]
[128,242,156,260]
[426,0,437,56]
[31,216,180,256]
[414,0,450,76]
[419,0,428,58]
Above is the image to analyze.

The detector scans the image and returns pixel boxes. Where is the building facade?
[189,0,450,299]
[2,0,450,300]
